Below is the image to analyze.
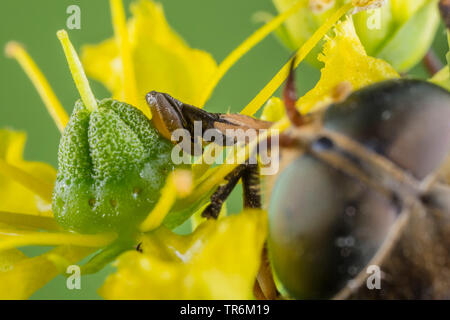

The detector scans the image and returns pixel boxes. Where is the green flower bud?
[272,0,440,72]
[53,99,175,234]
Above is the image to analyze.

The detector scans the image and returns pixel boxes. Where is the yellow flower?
[0,246,94,300]
[100,210,267,299]
[0,0,426,300]
[260,17,399,120]
[297,17,399,113]
[1,0,311,299]
[0,130,98,299]
[82,0,218,112]
[271,0,440,72]
[0,129,55,216]
[209,10,401,200]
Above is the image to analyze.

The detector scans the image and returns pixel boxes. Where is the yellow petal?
[100,209,267,299]
[241,2,353,116]
[0,129,56,216]
[0,249,27,272]
[82,0,218,111]
[110,0,140,109]
[297,17,399,113]
[431,66,450,91]
[260,97,286,122]
[0,246,94,299]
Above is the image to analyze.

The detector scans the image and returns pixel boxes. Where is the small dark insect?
[146,90,272,220]
[145,90,277,299]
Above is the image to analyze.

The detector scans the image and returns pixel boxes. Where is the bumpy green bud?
[53,99,175,234]
[272,0,440,72]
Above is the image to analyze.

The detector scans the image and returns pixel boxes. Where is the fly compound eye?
[312,136,334,151]
[268,154,399,299]
[323,79,450,180]
[268,79,450,299]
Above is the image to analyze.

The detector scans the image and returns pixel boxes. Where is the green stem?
[79,239,134,275]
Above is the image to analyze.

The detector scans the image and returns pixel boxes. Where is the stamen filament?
[79,240,133,275]
[0,231,116,251]
[140,170,192,232]
[110,0,144,116]
[5,42,68,132]
[0,159,53,204]
[240,2,353,116]
[0,211,61,231]
[57,30,98,112]
[199,0,304,107]
[140,175,177,232]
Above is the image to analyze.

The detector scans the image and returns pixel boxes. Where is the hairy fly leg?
[202,164,247,219]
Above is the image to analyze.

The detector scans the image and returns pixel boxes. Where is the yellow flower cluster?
[0,0,442,299]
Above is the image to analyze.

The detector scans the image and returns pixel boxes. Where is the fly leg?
[242,163,262,209]
[252,57,303,300]
[202,163,261,219]
[241,164,279,300]
[201,164,247,219]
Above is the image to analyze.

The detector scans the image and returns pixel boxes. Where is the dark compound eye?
[312,136,334,151]
[269,154,399,299]
[323,79,450,180]
[268,79,450,299]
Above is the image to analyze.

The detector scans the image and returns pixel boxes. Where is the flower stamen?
[140,170,193,232]
[0,231,117,251]
[57,30,98,112]
[5,42,68,132]
[0,211,61,231]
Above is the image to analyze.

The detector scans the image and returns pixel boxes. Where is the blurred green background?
[0,0,447,299]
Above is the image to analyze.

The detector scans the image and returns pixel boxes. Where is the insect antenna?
[439,0,450,29]
[283,58,304,127]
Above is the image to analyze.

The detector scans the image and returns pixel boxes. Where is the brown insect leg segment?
[202,164,264,219]
[241,164,279,300]
[421,183,450,213]
[201,165,246,219]
[242,164,262,208]
[283,59,303,127]
[255,245,279,300]
[439,0,450,29]
[253,280,267,300]
[423,50,444,76]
